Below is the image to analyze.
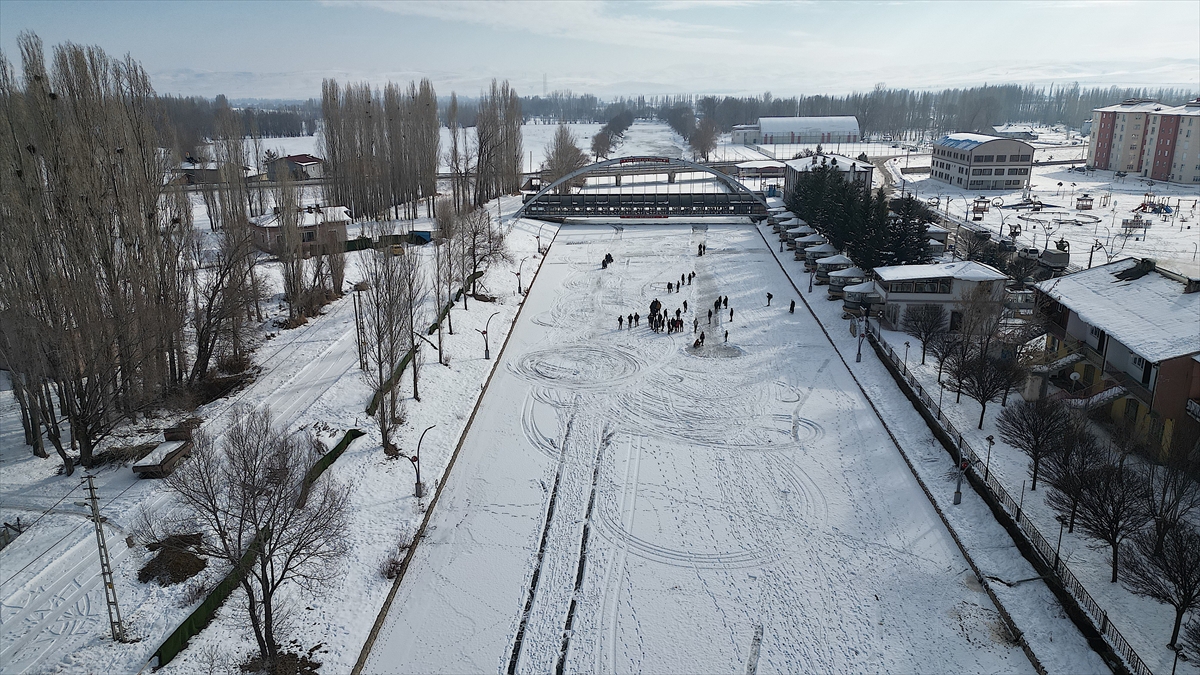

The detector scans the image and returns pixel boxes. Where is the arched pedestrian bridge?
[513,156,771,221]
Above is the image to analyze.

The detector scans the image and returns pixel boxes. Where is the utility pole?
[84,475,126,642]
[353,289,367,371]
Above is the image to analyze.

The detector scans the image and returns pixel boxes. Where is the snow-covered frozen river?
[365,223,1034,674]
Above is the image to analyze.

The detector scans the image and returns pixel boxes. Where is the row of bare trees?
[321,78,440,220]
[996,397,1200,648]
[358,199,509,455]
[0,34,201,473]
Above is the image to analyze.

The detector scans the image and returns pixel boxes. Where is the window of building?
[891,281,914,293]
[1089,325,1101,338]
[1018,154,1030,162]
[1131,354,1146,369]
[1017,168,1028,175]
[1008,168,1019,175]
[302,230,316,242]
[995,155,1006,162]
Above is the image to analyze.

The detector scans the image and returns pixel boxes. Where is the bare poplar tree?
[544,124,590,194]
[359,225,406,453]
[689,117,719,161]
[996,398,1071,491]
[1044,418,1103,532]
[1120,522,1200,647]
[1074,449,1151,582]
[157,407,349,671]
[901,303,947,365]
[396,250,426,402]
[1141,447,1200,556]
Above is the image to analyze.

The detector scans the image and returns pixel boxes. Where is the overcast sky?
[2,0,1197,100]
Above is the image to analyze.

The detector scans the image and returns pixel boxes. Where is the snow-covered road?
[364,224,1034,674]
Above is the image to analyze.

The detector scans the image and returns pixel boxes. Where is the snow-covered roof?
[280,153,323,166]
[737,160,786,169]
[796,233,827,244]
[786,225,813,234]
[758,116,859,136]
[1153,99,1200,118]
[927,225,951,234]
[933,133,1007,151]
[251,205,350,229]
[133,440,187,468]
[804,243,839,255]
[1093,98,1166,114]
[993,124,1036,134]
[1035,258,1200,363]
[843,280,881,294]
[817,254,853,265]
[784,154,871,174]
[830,266,866,278]
[875,261,1008,282]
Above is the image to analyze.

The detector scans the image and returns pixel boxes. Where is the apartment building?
[1086,97,1200,183]
[1140,99,1200,184]
[930,134,1034,190]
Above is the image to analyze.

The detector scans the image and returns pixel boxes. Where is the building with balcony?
[1034,258,1200,451]
[873,261,1008,330]
[1084,97,1200,183]
[930,134,1034,190]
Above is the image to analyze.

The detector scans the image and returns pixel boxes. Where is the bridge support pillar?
[668,172,676,184]
[615,175,622,186]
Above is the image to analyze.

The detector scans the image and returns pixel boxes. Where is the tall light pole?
[903,341,911,374]
[984,435,995,483]
[411,425,436,498]
[953,452,966,505]
[1053,515,1067,571]
[514,256,528,295]
[855,316,866,363]
[478,311,500,360]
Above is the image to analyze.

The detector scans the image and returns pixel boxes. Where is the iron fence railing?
[871,330,1154,675]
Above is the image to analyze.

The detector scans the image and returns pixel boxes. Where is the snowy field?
[363,224,1035,674]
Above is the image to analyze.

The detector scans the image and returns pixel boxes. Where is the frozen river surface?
[365,223,1033,674]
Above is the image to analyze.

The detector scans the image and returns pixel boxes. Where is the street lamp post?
[903,341,911,375]
[1053,515,1067,571]
[477,311,501,360]
[855,316,866,363]
[514,256,528,295]
[938,380,945,415]
[984,435,995,483]
[808,268,815,293]
[411,424,436,498]
[953,450,966,505]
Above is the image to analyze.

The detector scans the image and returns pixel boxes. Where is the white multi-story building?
[731,116,860,145]
[930,134,1034,190]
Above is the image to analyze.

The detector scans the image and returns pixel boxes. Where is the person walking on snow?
[766,292,773,306]
[724,330,728,343]
[789,300,795,314]
[722,296,728,308]
[628,313,633,328]
[698,243,703,256]
[707,309,713,325]
[618,315,624,329]
[680,274,685,288]
[699,331,705,345]
[683,300,688,312]
[729,308,734,322]
[634,312,640,326]
[667,281,673,293]
[693,318,699,333]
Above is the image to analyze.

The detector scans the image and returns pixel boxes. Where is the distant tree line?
[160,94,319,157]
[695,84,1196,138]
[590,109,634,159]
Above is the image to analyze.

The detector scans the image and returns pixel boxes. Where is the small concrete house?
[267,154,324,181]
[249,205,349,256]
